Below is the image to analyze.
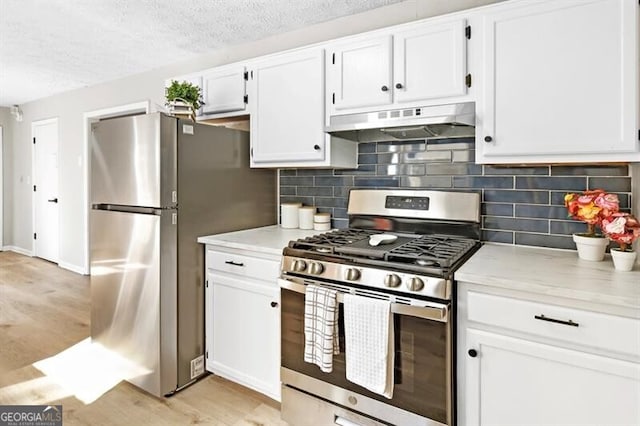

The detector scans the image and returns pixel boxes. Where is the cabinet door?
[250,48,326,164]
[477,0,639,163]
[394,19,467,104]
[329,35,393,111]
[464,329,640,426]
[208,272,281,400]
[201,65,247,115]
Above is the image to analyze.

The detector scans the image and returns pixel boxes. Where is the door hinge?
[33,185,36,192]
[206,350,208,359]
[205,279,208,288]
[332,93,335,104]
[244,71,249,80]
[250,70,253,79]
[332,52,335,65]
[638,129,639,141]
[33,233,37,240]
[465,25,471,39]
[244,94,248,104]
[250,147,253,158]
[33,137,36,144]
[465,74,472,88]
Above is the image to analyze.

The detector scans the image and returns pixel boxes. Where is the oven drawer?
[206,249,280,282]
[467,291,640,357]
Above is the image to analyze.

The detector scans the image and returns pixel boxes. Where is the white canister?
[313,221,331,231]
[314,213,331,223]
[281,202,302,228]
[298,206,316,230]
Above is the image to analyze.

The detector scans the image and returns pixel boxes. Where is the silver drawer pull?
[534,314,579,327]
[225,260,244,267]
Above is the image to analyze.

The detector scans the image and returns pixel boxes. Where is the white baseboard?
[58,261,89,276]
[3,246,33,256]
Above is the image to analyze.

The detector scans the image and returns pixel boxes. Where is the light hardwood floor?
[0,251,288,425]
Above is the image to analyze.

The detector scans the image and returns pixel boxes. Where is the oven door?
[279,278,452,426]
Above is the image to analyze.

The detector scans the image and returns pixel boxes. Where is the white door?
[201,65,247,115]
[329,35,393,111]
[464,329,640,426]
[393,19,467,104]
[33,118,59,263]
[0,125,3,249]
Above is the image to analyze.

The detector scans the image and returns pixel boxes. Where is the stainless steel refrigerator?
[90,112,276,397]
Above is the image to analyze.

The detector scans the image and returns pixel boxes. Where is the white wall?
[0,107,13,249]
[4,0,502,272]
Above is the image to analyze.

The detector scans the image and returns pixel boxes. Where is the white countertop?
[197,225,320,256]
[457,244,640,312]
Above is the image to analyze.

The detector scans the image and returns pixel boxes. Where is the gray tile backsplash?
[279,138,633,250]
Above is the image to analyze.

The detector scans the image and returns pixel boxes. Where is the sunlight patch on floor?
[29,338,150,404]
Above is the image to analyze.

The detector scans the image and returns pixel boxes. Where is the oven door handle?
[278,278,449,323]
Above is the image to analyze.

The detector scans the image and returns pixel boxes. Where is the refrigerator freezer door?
[90,207,177,397]
[90,113,177,208]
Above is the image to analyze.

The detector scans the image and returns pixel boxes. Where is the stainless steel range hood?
[326,102,475,142]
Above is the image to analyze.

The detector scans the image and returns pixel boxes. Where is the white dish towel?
[343,293,394,399]
[304,284,340,373]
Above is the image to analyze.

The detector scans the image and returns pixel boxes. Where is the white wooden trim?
[83,101,150,274]
[3,245,33,256]
[0,125,3,249]
[31,117,59,262]
[58,261,87,275]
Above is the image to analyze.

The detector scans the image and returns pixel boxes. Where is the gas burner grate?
[386,234,478,268]
[289,229,377,253]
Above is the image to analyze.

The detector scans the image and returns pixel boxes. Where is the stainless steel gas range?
[278,189,482,426]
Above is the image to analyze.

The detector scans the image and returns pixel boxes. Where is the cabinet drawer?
[467,291,640,357]
[206,249,280,282]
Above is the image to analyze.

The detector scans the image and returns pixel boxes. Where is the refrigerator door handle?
[92,204,163,215]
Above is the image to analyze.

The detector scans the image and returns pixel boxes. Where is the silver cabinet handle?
[534,314,579,327]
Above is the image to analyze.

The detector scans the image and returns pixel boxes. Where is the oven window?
[281,289,449,423]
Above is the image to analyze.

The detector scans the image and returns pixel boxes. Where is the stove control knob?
[384,274,401,288]
[345,268,361,281]
[292,259,307,272]
[309,262,325,275]
[407,277,425,292]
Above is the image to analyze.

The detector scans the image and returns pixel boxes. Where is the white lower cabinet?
[458,285,640,426]
[204,248,281,401]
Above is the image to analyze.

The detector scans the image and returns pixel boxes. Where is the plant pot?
[572,234,608,261]
[610,248,637,272]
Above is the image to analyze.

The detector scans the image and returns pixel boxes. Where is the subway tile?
[333,218,349,229]
[483,217,549,233]
[515,176,586,190]
[551,191,629,208]
[551,165,629,176]
[297,169,334,176]
[296,186,334,197]
[452,150,475,163]
[549,220,588,236]
[334,165,376,176]
[377,164,426,176]
[454,176,514,189]
[333,186,351,198]
[515,233,576,250]
[484,165,549,176]
[280,196,314,206]
[317,207,333,214]
[514,205,568,220]
[401,176,453,188]
[482,203,514,217]
[484,190,549,205]
[315,197,348,208]
[279,169,297,176]
[315,176,354,187]
[426,140,474,151]
[279,186,297,196]
[358,142,377,153]
[376,152,402,164]
[353,177,400,187]
[280,176,314,186]
[588,177,631,193]
[427,163,482,176]
[358,153,379,164]
[377,140,425,153]
[404,150,452,163]
[333,208,348,219]
[481,230,514,244]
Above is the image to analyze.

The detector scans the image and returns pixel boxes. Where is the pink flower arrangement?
[601,213,640,252]
[564,189,620,236]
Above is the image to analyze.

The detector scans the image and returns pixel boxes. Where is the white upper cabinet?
[327,18,469,115]
[476,0,639,163]
[250,47,356,168]
[201,64,248,116]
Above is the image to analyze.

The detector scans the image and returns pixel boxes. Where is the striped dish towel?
[304,284,340,373]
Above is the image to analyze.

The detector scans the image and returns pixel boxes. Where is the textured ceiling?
[0,0,404,107]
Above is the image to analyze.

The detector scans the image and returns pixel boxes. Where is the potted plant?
[564,189,619,261]
[165,80,204,121]
[602,213,640,271]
